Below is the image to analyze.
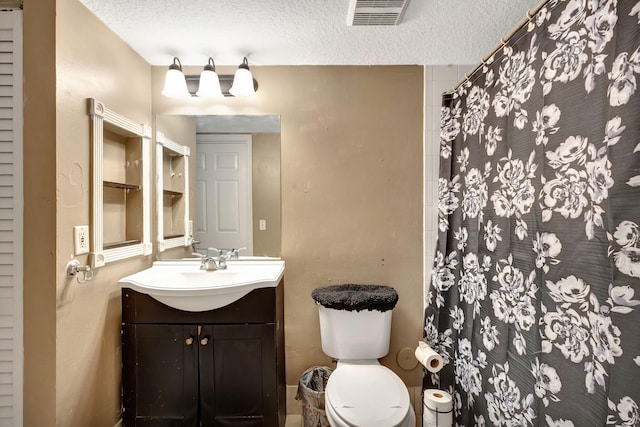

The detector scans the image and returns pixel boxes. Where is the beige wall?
[153,65,425,386]
[54,0,152,425]
[252,133,281,256]
[24,1,57,425]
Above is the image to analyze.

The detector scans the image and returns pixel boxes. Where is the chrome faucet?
[196,248,229,271]
[200,256,220,271]
[228,247,246,260]
[190,238,201,252]
[205,247,246,260]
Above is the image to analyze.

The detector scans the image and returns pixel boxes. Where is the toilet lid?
[326,364,410,427]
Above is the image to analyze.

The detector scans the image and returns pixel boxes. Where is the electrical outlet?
[259,219,267,231]
[74,225,90,255]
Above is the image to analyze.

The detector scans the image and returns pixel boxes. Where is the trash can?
[295,366,333,427]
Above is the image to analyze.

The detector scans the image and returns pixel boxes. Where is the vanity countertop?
[119,259,285,312]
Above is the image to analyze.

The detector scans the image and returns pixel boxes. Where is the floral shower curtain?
[423,0,640,425]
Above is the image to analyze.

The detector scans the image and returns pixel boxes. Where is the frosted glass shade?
[229,67,256,97]
[161,68,190,99]
[196,69,223,98]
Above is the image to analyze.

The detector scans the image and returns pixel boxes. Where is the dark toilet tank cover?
[311,284,399,312]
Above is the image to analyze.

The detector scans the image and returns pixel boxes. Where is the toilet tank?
[317,305,392,360]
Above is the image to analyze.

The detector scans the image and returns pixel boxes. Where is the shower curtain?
[423,0,640,425]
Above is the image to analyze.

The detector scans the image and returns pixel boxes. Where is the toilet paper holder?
[415,341,443,373]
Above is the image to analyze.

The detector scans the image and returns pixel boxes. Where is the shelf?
[104,180,141,191]
[156,132,190,253]
[163,234,184,240]
[104,239,142,250]
[89,98,152,268]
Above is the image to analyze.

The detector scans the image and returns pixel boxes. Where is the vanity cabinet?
[121,282,285,427]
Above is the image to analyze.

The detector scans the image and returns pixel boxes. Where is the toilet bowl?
[324,361,415,427]
[311,284,415,427]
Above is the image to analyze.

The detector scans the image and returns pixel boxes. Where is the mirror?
[156,114,281,258]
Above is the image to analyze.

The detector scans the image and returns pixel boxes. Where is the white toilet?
[313,285,415,427]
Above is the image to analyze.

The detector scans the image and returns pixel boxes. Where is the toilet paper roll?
[414,341,443,373]
[423,389,453,427]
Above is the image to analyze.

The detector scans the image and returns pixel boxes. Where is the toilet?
[312,284,415,427]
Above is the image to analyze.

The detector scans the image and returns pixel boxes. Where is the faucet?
[197,248,229,271]
[190,238,201,252]
[205,247,246,260]
[228,247,246,260]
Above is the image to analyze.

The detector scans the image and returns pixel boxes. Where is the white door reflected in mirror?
[195,134,253,254]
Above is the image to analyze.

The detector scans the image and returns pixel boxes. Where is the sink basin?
[119,259,285,312]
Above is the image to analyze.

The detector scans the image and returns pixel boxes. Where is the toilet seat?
[325,363,412,427]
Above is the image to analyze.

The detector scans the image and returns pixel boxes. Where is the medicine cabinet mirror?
[88,98,152,268]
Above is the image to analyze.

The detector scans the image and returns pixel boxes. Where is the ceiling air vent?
[347,0,410,26]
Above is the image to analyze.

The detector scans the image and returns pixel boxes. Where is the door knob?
[185,337,194,346]
[200,337,209,346]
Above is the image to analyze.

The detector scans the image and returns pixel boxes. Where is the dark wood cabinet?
[122,324,199,425]
[121,280,285,427]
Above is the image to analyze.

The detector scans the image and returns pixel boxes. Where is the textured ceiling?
[78,0,542,67]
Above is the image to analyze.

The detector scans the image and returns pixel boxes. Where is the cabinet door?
[122,324,199,427]
[199,324,277,427]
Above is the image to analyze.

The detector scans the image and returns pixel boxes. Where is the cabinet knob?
[200,337,209,346]
[185,337,194,346]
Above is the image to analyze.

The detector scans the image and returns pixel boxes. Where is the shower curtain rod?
[448,0,551,94]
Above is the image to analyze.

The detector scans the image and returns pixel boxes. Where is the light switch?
[259,219,267,231]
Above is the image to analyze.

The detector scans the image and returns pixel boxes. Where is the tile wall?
[423,65,473,300]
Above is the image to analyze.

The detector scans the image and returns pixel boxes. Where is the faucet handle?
[190,238,201,251]
[229,247,247,259]
[207,247,223,257]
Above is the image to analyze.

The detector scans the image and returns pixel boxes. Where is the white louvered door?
[0,11,22,427]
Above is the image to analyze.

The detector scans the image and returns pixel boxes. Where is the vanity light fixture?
[162,56,259,98]
[229,57,257,97]
[161,57,191,99]
[195,57,224,98]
